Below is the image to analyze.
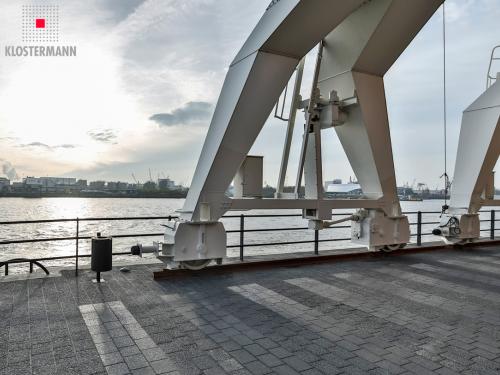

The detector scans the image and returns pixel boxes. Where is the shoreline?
[0,192,188,199]
[0,192,449,202]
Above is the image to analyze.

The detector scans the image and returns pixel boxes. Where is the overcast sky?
[0,0,499,190]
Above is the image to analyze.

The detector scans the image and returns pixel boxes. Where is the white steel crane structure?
[434,46,500,243]
[148,0,445,269]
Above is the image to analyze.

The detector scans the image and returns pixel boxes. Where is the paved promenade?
[2,246,500,375]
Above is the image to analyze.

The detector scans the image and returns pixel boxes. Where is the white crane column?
[161,0,367,268]
[153,0,443,269]
[435,81,500,242]
[314,0,443,248]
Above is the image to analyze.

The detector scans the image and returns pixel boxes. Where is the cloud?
[64,142,202,185]
[1,0,500,188]
[100,0,145,24]
[0,159,18,180]
[19,142,52,150]
[444,0,474,23]
[149,101,213,127]
[18,142,77,151]
[87,129,118,144]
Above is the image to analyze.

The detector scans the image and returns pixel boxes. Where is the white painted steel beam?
[276,58,305,197]
[318,0,443,216]
[230,198,382,210]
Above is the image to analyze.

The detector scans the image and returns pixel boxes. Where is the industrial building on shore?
[0,176,187,198]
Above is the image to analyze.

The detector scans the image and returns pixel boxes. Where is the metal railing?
[0,210,499,276]
[487,45,500,89]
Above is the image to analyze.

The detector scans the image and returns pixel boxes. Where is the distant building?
[324,179,342,191]
[127,183,141,190]
[107,182,117,190]
[23,176,78,193]
[325,182,362,197]
[397,186,416,196]
[76,179,87,188]
[117,182,128,190]
[25,177,76,186]
[89,181,106,190]
[11,182,25,192]
[106,181,128,191]
[158,178,175,190]
[3,175,188,196]
[0,177,10,191]
[142,181,157,191]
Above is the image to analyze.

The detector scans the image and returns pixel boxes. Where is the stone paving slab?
[2,245,500,374]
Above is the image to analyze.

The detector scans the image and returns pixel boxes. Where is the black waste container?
[91,233,112,282]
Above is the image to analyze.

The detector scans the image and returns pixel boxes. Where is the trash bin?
[91,232,112,282]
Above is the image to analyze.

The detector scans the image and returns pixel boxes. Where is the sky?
[0,0,499,190]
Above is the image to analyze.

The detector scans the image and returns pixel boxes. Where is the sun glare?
[0,40,143,168]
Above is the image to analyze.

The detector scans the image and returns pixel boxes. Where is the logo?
[4,5,76,57]
[22,5,58,43]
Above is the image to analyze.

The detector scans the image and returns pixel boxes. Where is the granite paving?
[2,245,500,374]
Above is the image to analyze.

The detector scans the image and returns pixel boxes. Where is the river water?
[0,198,495,272]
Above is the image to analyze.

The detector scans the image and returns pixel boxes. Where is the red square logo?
[35,18,45,28]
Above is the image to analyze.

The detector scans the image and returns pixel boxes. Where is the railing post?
[240,214,244,261]
[75,217,79,277]
[417,211,422,246]
[491,210,495,240]
[314,229,319,255]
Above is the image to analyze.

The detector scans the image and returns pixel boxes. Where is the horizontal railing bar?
[105,233,164,238]
[0,211,449,225]
[226,225,351,234]
[410,232,435,237]
[0,216,178,225]
[1,221,449,244]
[223,214,302,218]
[2,231,497,264]
[227,240,312,248]
[0,233,167,245]
[410,221,440,226]
[227,237,353,248]
[2,209,500,226]
[78,216,177,222]
[3,234,498,263]
[19,252,131,262]
[0,218,77,225]
[0,218,467,245]
[223,212,356,218]
[0,251,132,263]
[0,237,79,244]
[227,227,308,233]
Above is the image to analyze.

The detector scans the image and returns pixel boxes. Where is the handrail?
[0,209,499,276]
[0,209,495,225]
[0,258,50,276]
[487,45,500,89]
[0,215,178,225]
